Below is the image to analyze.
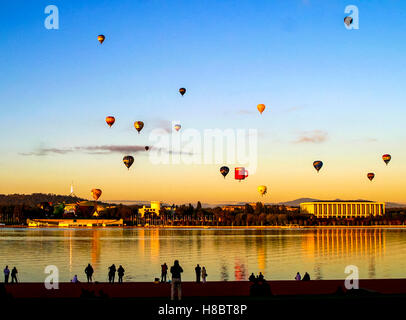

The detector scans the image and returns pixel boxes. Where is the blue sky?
[0,0,405,203]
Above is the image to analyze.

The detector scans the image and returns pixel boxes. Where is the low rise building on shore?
[300,200,385,218]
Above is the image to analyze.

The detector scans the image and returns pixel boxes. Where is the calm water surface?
[0,228,405,282]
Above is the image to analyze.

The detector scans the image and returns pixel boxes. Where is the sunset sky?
[1,0,406,204]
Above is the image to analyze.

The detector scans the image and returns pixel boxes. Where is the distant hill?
[0,193,86,206]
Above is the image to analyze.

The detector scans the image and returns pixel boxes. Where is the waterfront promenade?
[4,279,406,299]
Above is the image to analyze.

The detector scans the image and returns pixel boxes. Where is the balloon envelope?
[367,173,375,181]
[179,88,186,96]
[134,121,144,133]
[105,116,115,127]
[235,167,248,181]
[123,156,134,169]
[145,146,150,151]
[220,166,229,178]
[91,189,102,201]
[97,35,105,44]
[382,154,391,165]
[313,161,323,172]
[174,124,181,132]
[257,104,266,114]
[258,185,267,196]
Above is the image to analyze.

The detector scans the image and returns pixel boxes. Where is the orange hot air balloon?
[97,35,105,44]
[382,154,391,165]
[179,88,186,96]
[367,173,375,181]
[134,121,144,134]
[174,124,181,132]
[105,116,115,128]
[91,189,102,201]
[257,104,265,114]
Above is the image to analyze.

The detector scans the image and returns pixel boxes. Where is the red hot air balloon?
[134,121,144,134]
[235,167,248,181]
[367,173,375,181]
[106,116,115,128]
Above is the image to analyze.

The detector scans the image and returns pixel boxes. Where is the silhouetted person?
[161,263,168,283]
[195,264,201,283]
[258,272,264,281]
[3,266,9,284]
[170,260,183,300]
[85,264,94,283]
[117,265,125,283]
[249,273,256,282]
[108,264,116,283]
[302,272,310,281]
[71,275,79,283]
[11,267,18,283]
[295,272,301,281]
[202,267,207,283]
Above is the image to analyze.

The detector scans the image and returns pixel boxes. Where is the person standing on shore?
[170,260,183,300]
[11,267,18,283]
[302,272,310,281]
[202,267,207,283]
[195,264,201,283]
[85,264,94,283]
[161,263,168,283]
[117,265,125,283]
[108,264,116,283]
[295,272,301,281]
[3,266,10,284]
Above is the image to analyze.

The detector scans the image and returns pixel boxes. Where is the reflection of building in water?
[234,260,246,280]
[220,263,229,281]
[303,228,386,258]
[300,201,385,218]
[257,246,266,273]
[91,229,100,265]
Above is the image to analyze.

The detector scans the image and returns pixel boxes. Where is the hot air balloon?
[97,35,105,44]
[134,121,144,134]
[179,88,186,96]
[313,161,323,172]
[123,156,134,170]
[220,166,229,178]
[145,146,150,151]
[257,104,265,114]
[382,154,391,165]
[258,185,267,196]
[105,116,115,128]
[367,173,375,181]
[344,16,353,26]
[235,167,248,181]
[174,124,181,132]
[91,189,102,201]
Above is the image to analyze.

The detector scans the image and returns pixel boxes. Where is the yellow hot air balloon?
[257,104,265,114]
[91,189,102,201]
[258,185,267,196]
[134,121,144,134]
[97,35,105,44]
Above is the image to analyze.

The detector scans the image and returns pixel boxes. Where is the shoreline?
[4,279,406,299]
[1,225,406,229]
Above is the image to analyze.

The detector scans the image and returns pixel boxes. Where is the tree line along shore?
[0,193,406,227]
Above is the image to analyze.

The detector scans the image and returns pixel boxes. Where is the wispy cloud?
[294,130,328,144]
[20,145,194,156]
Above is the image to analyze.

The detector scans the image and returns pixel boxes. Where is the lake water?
[0,227,405,282]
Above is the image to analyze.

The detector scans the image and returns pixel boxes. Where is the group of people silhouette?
[71,263,126,283]
[3,266,18,284]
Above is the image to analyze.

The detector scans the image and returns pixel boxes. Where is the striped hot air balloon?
[179,88,186,96]
[91,189,102,201]
[313,161,323,172]
[367,173,375,181]
[382,154,391,165]
[123,156,134,170]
